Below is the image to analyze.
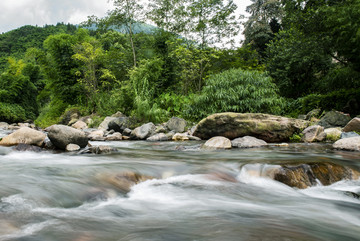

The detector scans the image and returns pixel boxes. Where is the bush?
[0,103,26,123]
[185,68,285,121]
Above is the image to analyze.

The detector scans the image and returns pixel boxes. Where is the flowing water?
[0,128,360,241]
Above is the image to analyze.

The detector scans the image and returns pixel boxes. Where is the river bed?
[0,129,360,241]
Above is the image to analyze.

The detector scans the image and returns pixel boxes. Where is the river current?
[0,128,359,241]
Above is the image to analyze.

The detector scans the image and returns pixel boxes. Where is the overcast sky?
[0,0,252,37]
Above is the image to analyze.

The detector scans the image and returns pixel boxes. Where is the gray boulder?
[147,133,169,142]
[108,117,131,133]
[130,123,156,140]
[341,132,360,139]
[105,132,123,141]
[47,125,88,150]
[193,113,309,142]
[166,117,187,133]
[87,130,105,141]
[333,137,360,151]
[231,136,267,148]
[0,127,46,147]
[305,108,322,120]
[301,125,326,143]
[317,111,351,128]
[202,136,232,149]
[98,117,117,131]
[343,117,360,132]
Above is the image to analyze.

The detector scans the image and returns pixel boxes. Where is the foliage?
[186,68,285,120]
[156,92,193,118]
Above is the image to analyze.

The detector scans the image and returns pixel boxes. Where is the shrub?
[186,68,285,121]
[0,103,26,123]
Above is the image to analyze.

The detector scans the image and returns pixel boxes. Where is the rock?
[105,132,123,141]
[0,127,46,147]
[7,124,20,130]
[202,136,232,149]
[59,109,80,126]
[273,163,359,189]
[188,135,201,141]
[111,111,126,117]
[166,117,187,133]
[18,123,30,128]
[44,137,55,149]
[172,133,190,141]
[147,133,169,142]
[72,120,88,130]
[333,137,360,151]
[193,113,309,143]
[97,172,154,193]
[79,116,93,126]
[46,125,88,150]
[343,117,360,132]
[98,117,117,131]
[87,130,105,141]
[305,108,322,121]
[80,145,117,154]
[317,111,351,128]
[0,122,9,129]
[13,144,42,152]
[130,123,156,140]
[108,117,131,133]
[231,136,267,148]
[324,128,342,142]
[341,132,360,139]
[122,128,132,136]
[301,125,326,143]
[154,125,167,134]
[66,144,81,152]
[122,136,130,140]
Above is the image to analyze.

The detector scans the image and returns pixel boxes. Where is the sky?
[0,0,252,40]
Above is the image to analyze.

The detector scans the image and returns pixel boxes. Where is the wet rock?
[130,123,156,140]
[166,117,187,133]
[301,125,326,143]
[13,143,42,152]
[193,113,309,142]
[147,133,169,141]
[317,111,351,128]
[273,163,360,189]
[324,128,342,142]
[172,133,190,141]
[340,132,360,139]
[344,191,360,199]
[46,125,88,150]
[91,145,116,154]
[231,136,267,148]
[105,132,123,141]
[0,127,46,147]
[72,120,88,130]
[97,172,154,193]
[343,117,360,132]
[333,137,360,151]
[98,117,117,131]
[108,117,131,133]
[66,144,81,152]
[202,136,232,150]
[0,220,19,235]
[0,122,9,129]
[87,130,105,141]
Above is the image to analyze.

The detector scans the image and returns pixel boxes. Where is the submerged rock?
[97,172,154,193]
[273,162,360,189]
[193,112,309,142]
[13,143,42,152]
[46,125,88,150]
[301,125,326,143]
[202,136,232,149]
[333,137,360,151]
[343,117,360,132]
[231,136,267,148]
[0,127,46,147]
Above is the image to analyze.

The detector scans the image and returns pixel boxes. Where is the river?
[0,128,359,241]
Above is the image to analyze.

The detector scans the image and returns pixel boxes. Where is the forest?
[0,0,359,127]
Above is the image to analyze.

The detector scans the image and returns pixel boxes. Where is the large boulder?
[343,117,360,132]
[301,125,326,143]
[130,123,156,140]
[193,113,309,142]
[231,136,267,148]
[317,111,351,128]
[202,136,232,149]
[105,132,123,141]
[46,125,88,150]
[333,137,360,151]
[108,117,131,133]
[166,117,187,133]
[98,117,117,131]
[273,163,360,189]
[0,127,46,147]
